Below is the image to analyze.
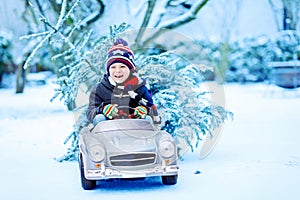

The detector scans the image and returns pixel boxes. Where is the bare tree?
[206,0,241,82]
[17,0,105,93]
[282,0,300,30]
[268,0,300,31]
[133,0,210,49]
[20,0,210,95]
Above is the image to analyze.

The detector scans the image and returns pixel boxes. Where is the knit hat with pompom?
[105,38,136,72]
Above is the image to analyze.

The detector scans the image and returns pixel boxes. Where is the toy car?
[78,107,179,190]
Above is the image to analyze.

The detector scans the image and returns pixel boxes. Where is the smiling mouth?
[114,75,123,78]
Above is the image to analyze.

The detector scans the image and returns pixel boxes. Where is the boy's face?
[109,62,131,84]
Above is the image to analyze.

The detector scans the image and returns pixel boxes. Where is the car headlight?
[159,140,176,158]
[89,144,105,162]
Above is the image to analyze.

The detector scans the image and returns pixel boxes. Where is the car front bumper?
[85,164,179,180]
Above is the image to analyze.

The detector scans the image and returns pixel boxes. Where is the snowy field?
[1,76,300,200]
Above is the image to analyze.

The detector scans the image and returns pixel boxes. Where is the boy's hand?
[134,106,147,119]
[103,104,118,119]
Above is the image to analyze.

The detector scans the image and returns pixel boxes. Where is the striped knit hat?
[105,38,136,72]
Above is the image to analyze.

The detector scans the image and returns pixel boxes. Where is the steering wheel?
[115,106,135,119]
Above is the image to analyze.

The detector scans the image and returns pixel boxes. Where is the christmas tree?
[20,0,232,161]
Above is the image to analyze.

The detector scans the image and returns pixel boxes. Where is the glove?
[134,106,148,119]
[103,104,118,119]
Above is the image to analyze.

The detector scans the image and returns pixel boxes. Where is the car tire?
[161,174,178,185]
[79,153,97,190]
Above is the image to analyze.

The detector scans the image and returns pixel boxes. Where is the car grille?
[110,153,156,167]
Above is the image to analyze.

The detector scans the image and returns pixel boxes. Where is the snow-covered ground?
[1,76,300,200]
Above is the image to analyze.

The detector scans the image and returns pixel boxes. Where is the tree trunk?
[67,100,76,111]
[216,42,231,83]
[283,6,295,30]
[0,71,3,87]
[15,63,29,93]
[134,0,157,48]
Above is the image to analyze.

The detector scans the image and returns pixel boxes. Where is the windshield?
[94,119,155,133]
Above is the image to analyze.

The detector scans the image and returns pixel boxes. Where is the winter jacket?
[86,73,157,123]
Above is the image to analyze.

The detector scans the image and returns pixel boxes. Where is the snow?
[1,76,300,200]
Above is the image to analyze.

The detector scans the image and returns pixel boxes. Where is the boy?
[86,38,160,126]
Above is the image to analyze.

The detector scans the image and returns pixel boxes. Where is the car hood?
[97,130,158,153]
[83,119,161,154]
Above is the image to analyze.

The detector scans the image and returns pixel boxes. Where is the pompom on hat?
[105,38,136,72]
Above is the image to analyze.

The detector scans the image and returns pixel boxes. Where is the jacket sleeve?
[136,86,158,116]
[136,86,152,106]
[86,85,104,123]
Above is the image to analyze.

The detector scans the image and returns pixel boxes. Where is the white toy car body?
[79,119,179,190]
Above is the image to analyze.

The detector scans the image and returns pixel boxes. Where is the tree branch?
[158,0,209,29]
[143,0,210,46]
[153,0,170,27]
[84,0,105,26]
[268,0,281,31]
[134,0,157,48]
[34,0,48,31]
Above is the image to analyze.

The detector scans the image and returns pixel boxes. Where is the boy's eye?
[120,65,127,68]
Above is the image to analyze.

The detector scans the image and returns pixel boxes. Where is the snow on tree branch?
[20,0,81,70]
[158,0,210,29]
[22,33,53,70]
[142,0,210,47]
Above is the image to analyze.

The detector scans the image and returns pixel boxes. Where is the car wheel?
[79,153,97,190]
[161,175,178,185]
